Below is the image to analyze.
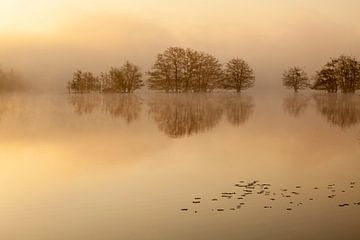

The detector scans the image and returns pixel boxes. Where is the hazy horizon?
[1,0,360,91]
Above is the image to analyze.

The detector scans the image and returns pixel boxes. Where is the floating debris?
[338,204,349,207]
[182,179,360,214]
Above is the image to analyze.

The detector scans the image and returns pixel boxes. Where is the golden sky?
[1,0,359,90]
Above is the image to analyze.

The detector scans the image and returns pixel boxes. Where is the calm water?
[0,92,360,240]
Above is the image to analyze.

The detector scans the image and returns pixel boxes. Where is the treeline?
[0,67,24,92]
[67,61,143,93]
[67,47,360,94]
[283,55,360,93]
[68,47,255,93]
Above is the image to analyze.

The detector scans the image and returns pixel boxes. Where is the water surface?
[0,92,359,240]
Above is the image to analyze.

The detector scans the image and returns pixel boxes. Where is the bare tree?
[68,70,100,93]
[193,53,223,92]
[148,47,222,92]
[312,62,338,93]
[121,61,144,93]
[70,62,143,94]
[282,67,309,93]
[223,58,255,92]
[312,55,360,93]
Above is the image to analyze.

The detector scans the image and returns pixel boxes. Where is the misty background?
[1,0,359,92]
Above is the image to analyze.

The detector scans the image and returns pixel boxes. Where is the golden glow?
[0,0,360,90]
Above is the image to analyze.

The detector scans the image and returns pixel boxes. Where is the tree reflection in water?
[283,94,310,117]
[68,94,101,115]
[68,94,143,124]
[148,94,254,138]
[222,94,254,126]
[313,94,360,129]
[102,94,143,124]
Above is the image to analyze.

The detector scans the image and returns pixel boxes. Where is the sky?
[0,0,359,91]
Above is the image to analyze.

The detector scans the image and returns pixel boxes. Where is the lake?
[0,92,359,240]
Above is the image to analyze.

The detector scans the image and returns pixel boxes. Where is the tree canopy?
[148,47,223,92]
[313,55,360,93]
[223,58,255,92]
[68,62,143,93]
[282,67,309,92]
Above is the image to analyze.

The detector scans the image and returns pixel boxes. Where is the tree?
[68,70,100,93]
[70,62,144,94]
[121,61,144,93]
[313,55,360,93]
[282,67,309,93]
[147,47,222,92]
[192,53,223,92]
[312,62,338,93]
[223,58,255,92]
[148,47,185,93]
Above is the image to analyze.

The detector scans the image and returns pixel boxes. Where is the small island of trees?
[282,55,360,93]
[67,61,143,93]
[67,47,256,93]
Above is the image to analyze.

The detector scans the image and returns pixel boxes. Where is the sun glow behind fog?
[0,0,360,90]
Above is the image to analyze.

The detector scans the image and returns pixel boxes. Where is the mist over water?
[1,1,360,239]
[0,92,359,239]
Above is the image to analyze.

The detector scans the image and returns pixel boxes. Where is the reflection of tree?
[221,94,254,126]
[313,94,360,128]
[0,99,8,121]
[283,94,310,117]
[148,94,255,138]
[148,94,224,138]
[102,94,143,124]
[68,94,101,115]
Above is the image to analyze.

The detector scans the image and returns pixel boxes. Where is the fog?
[0,0,359,92]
